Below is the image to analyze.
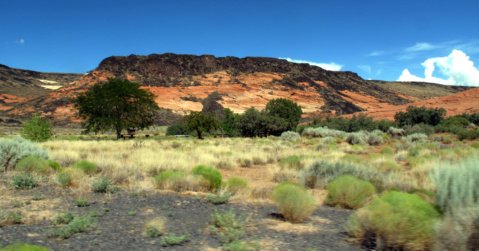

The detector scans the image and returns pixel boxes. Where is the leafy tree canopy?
[75,78,159,139]
[21,114,53,142]
[264,98,302,130]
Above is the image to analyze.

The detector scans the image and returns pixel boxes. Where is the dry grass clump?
[153,170,201,192]
[144,217,166,237]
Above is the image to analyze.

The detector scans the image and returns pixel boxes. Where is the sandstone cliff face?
[3,53,474,124]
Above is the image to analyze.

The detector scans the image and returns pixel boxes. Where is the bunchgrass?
[325,175,376,209]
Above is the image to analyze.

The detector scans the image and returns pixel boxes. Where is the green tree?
[184,111,218,139]
[21,114,53,142]
[219,108,240,136]
[238,107,289,137]
[394,106,446,127]
[264,98,302,130]
[75,78,159,139]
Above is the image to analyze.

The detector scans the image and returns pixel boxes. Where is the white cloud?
[404,42,440,53]
[367,51,384,57]
[397,49,479,86]
[281,57,343,71]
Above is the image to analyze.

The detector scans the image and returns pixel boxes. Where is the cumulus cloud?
[281,57,343,71]
[397,49,479,86]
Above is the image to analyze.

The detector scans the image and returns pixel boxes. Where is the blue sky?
[1,0,479,85]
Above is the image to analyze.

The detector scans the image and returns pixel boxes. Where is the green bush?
[394,106,446,127]
[312,115,395,132]
[20,114,53,142]
[49,214,96,239]
[435,116,471,133]
[47,160,61,171]
[210,210,245,244]
[367,131,385,145]
[280,131,301,141]
[12,173,38,189]
[432,157,479,213]
[0,243,51,251]
[278,155,303,169]
[271,183,316,223]
[0,137,48,172]
[387,126,405,137]
[206,192,231,205]
[346,131,368,145]
[166,122,190,136]
[54,212,75,225]
[301,160,380,189]
[91,177,113,193]
[347,191,440,251]
[302,126,346,138]
[224,177,248,194]
[160,234,189,247]
[72,160,98,175]
[325,176,376,209]
[15,156,52,175]
[192,165,222,191]
[0,210,22,226]
[55,171,72,187]
[238,107,289,137]
[404,123,435,135]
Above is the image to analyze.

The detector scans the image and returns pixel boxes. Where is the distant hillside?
[370,80,470,100]
[0,53,474,125]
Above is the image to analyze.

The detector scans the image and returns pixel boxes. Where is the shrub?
[302,127,346,138]
[12,173,37,189]
[456,128,479,140]
[271,183,316,223]
[144,217,166,238]
[367,131,385,145]
[0,243,51,251]
[325,176,376,209]
[403,133,428,143]
[432,157,479,213]
[91,177,113,193]
[346,131,368,145]
[75,197,89,207]
[394,106,446,126]
[192,165,222,191]
[387,126,405,137]
[160,234,189,247]
[55,171,72,187]
[54,212,75,225]
[47,160,61,171]
[15,156,52,175]
[435,116,471,133]
[210,210,245,244]
[206,192,231,205]
[166,123,189,136]
[20,114,53,142]
[0,137,48,172]
[404,123,435,135]
[224,177,248,194]
[280,131,301,141]
[72,160,98,175]
[347,191,440,251]
[434,208,479,251]
[278,155,303,169]
[153,170,199,192]
[0,210,22,226]
[312,115,395,132]
[49,214,96,239]
[238,107,289,137]
[222,240,261,251]
[301,160,380,189]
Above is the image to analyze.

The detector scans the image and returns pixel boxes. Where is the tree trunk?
[196,128,203,140]
[116,127,122,140]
